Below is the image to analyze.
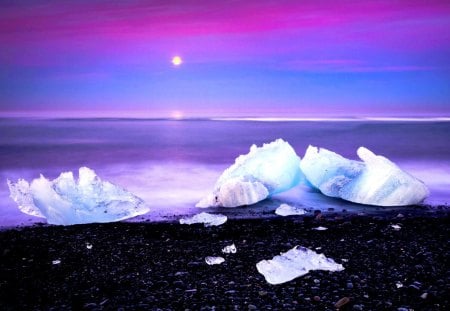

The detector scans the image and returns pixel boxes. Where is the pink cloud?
[1,0,449,67]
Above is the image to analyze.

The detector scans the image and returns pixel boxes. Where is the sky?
[1,0,449,118]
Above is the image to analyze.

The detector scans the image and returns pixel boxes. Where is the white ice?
[7,167,149,225]
[222,243,237,254]
[275,203,306,216]
[196,139,301,207]
[179,212,227,227]
[205,256,225,265]
[256,246,345,285]
[313,226,328,231]
[300,145,429,206]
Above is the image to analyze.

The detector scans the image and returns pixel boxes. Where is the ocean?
[1,118,449,227]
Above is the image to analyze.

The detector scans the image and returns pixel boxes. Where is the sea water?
[1,118,449,227]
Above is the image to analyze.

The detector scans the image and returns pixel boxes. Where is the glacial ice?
[300,146,429,206]
[256,246,345,285]
[275,203,306,216]
[196,139,301,207]
[7,167,149,225]
[313,226,328,231]
[205,256,225,265]
[179,212,227,227]
[222,243,237,254]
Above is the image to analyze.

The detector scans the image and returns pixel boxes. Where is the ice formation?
[313,226,328,231]
[196,139,301,207]
[256,246,344,285]
[275,203,306,216]
[300,146,429,206]
[222,243,237,254]
[179,212,227,227]
[7,167,149,225]
[205,256,225,265]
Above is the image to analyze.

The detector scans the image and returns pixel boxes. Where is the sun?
[172,56,182,66]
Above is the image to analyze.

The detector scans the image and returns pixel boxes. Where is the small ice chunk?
[205,256,225,265]
[86,243,93,249]
[256,246,344,285]
[391,224,402,231]
[222,243,237,254]
[52,259,61,265]
[196,139,302,207]
[300,146,429,206]
[275,203,306,216]
[313,226,328,231]
[179,212,227,227]
[396,281,404,288]
[7,167,149,225]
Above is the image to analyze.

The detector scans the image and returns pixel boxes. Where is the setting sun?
[172,56,182,66]
[171,110,184,119]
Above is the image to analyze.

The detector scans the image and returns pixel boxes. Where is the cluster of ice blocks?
[7,139,428,225]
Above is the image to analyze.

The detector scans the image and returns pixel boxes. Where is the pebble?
[420,292,428,299]
[248,304,257,310]
[347,282,354,289]
[313,296,321,302]
[335,297,350,308]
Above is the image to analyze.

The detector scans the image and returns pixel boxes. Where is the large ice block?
[300,146,429,206]
[7,167,149,225]
[196,139,301,207]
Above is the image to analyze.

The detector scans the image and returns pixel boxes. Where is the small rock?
[313,296,321,302]
[258,291,268,296]
[420,292,428,299]
[248,304,257,310]
[185,289,197,293]
[347,282,354,289]
[335,297,350,308]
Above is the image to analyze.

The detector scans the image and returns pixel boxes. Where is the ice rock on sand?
[196,139,301,207]
[256,246,344,285]
[275,203,306,216]
[179,212,227,227]
[7,167,149,225]
[300,146,429,206]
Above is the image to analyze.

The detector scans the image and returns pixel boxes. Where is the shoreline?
[1,212,448,310]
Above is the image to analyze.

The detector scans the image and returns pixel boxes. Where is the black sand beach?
[1,210,449,310]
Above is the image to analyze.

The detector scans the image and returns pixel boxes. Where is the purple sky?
[1,0,449,118]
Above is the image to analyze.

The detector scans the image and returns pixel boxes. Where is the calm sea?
[1,118,449,226]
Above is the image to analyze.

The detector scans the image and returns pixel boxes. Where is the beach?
[1,209,448,310]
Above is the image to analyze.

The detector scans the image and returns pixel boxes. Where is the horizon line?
[1,116,450,122]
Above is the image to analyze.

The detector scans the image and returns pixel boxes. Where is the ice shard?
[256,246,344,285]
